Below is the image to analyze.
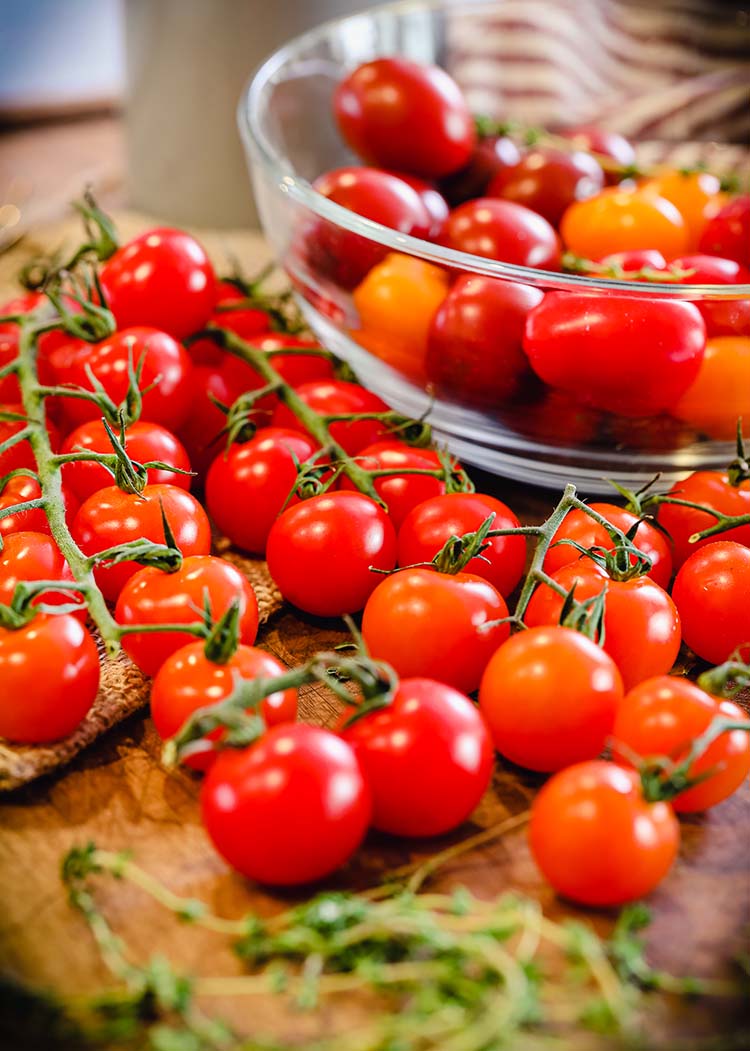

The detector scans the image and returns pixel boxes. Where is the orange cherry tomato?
[673,336,750,438]
[640,170,724,252]
[560,187,689,261]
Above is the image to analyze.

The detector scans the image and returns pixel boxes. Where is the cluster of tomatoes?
[299,55,750,439]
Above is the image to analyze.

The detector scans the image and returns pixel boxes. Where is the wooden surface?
[1,117,749,1048]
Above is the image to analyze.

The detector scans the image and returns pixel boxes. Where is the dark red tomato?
[0,405,60,476]
[672,254,750,285]
[525,561,681,692]
[334,57,475,179]
[487,146,604,227]
[151,642,298,770]
[116,555,259,676]
[698,195,750,267]
[0,475,78,538]
[523,293,706,417]
[426,275,542,405]
[384,172,450,240]
[206,428,318,554]
[398,492,526,598]
[444,198,562,270]
[671,541,750,664]
[439,135,522,206]
[0,531,79,610]
[657,470,750,568]
[362,566,509,694]
[61,419,191,502]
[559,125,636,185]
[0,613,100,743]
[271,380,390,456]
[613,676,750,813]
[201,724,371,885]
[479,626,622,771]
[100,227,218,340]
[340,677,493,836]
[529,760,679,906]
[698,297,750,339]
[0,330,20,402]
[338,440,449,530]
[71,483,211,601]
[545,502,673,589]
[600,249,667,274]
[266,491,397,617]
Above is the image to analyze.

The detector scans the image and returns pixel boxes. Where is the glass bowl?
[239,0,750,492]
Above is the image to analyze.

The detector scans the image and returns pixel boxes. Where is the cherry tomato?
[525,561,681,692]
[0,475,78,538]
[267,491,397,616]
[698,195,750,267]
[0,405,60,476]
[523,293,706,417]
[0,291,81,363]
[334,57,475,178]
[641,171,723,251]
[560,187,689,260]
[71,483,211,601]
[362,567,510,694]
[600,249,667,275]
[558,125,636,185]
[672,254,750,286]
[61,419,191,502]
[252,334,336,391]
[479,626,622,771]
[0,531,79,611]
[439,135,522,206]
[0,613,100,743]
[398,492,526,598]
[151,642,297,770]
[188,301,271,363]
[488,146,604,227]
[698,297,750,339]
[671,541,750,664]
[385,172,450,239]
[206,428,318,554]
[116,555,259,676]
[201,724,371,885]
[100,227,218,340]
[271,380,390,456]
[0,330,21,402]
[426,275,542,405]
[340,677,493,836]
[673,336,750,439]
[657,470,750,568]
[444,198,561,270]
[545,502,673,589]
[513,389,601,446]
[529,759,679,906]
[613,676,750,813]
[338,440,451,530]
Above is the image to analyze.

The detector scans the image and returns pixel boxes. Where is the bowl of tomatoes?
[240,0,750,490]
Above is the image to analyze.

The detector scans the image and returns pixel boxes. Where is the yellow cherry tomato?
[560,187,689,261]
[640,170,724,252]
[673,336,750,438]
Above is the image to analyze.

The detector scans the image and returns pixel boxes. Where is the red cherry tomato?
[0,613,100,743]
[558,125,636,185]
[488,146,604,227]
[188,303,271,364]
[71,483,211,601]
[0,291,82,363]
[525,561,681,692]
[657,470,750,568]
[599,249,667,275]
[100,227,218,340]
[201,724,371,885]
[338,440,451,530]
[150,642,297,770]
[0,330,21,402]
[698,195,750,267]
[384,171,450,240]
[0,531,79,611]
[267,491,397,616]
[672,254,750,285]
[426,275,542,405]
[0,405,60,475]
[0,475,78,538]
[271,380,390,456]
[613,676,750,813]
[529,760,679,906]
[252,334,336,391]
[397,492,526,598]
[340,677,493,837]
[698,297,750,339]
[479,626,622,771]
[523,293,706,417]
[439,135,522,206]
[206,428,318,554]
[444,198,561,270]
[334,57,475,179]
[671,541,750,664]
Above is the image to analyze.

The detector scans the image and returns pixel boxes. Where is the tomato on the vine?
[0,475,78,538]
[657,469,750,568]
[271,380,390,456]
[444,198,561,270]
[0,405,60,476]
[0,531,79,611]
[671,541,750,664]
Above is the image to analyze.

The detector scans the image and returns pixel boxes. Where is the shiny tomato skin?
[0,405,60,476]
[525,561,681,692]
[334,58,475,178]
[523,293,706,417]
[338,440,450,530]
[397,492,526,598]
[362,567,510,695]
[601,249,667,274]
[116,555,259,677]
[545,502,673,589]
[529,760,679,906]
[71,483,211,601]
[0,475,78,538]
[384,172,450,240]
[698,298,750,339]
[671,541,750,664]
[267,492,397,617]
[672,254,750,285]
[487,146,604,226]
[558,125,636,184]
[0,531,79,611]
[479,626,622,772]
[426,275,542,405]
[673,336,750,439]
[100,227,218,340]
[251,335,336,391]
[206,428,318,554]
[271,380,390,456]
[613,676,750,813]
[657,471,750,568]
[151,642,298,771]
[698,195,750,267]
[560,187,689,260]
[61,419,191,501]
[0,613,100,743]
[439,135,522,206]
[201,724,371,885]
[641,171,723,251]
[340,677,494,837]
[444,198,562,270]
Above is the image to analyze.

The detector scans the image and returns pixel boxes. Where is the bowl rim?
[238,0,750,300]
